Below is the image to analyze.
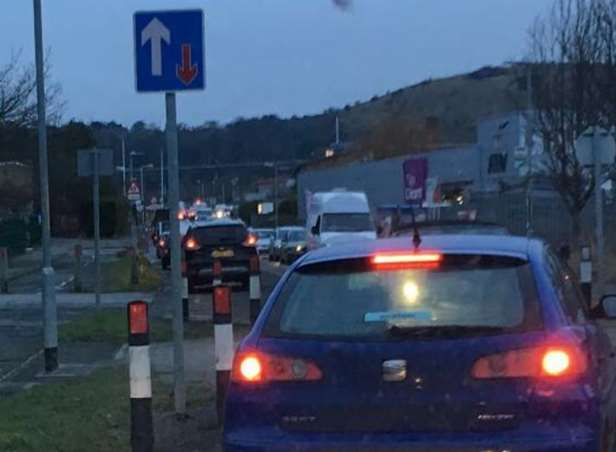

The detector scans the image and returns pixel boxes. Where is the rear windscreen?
[263,255,541,340]
[192,225,247,245]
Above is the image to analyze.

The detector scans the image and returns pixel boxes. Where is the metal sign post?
[78,149,114,309]
[134,9,205,416]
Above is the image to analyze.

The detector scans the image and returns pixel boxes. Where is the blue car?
[223,234,616,451]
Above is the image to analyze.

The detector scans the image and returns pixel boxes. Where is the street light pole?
[121,136,127,196]
[33,0,58,372]
[160,147,165,204]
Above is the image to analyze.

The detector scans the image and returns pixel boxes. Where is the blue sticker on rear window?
[364,311,433,323]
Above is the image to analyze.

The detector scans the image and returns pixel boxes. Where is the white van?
[306,190,376,249]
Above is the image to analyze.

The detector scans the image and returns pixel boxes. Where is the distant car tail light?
[232,351,322,383]
[243,234,257,247]
[471,345,586,379]
[184,237,200,251]
[177,210,186,220]
[372,252,442,269]
[158,239,166,247]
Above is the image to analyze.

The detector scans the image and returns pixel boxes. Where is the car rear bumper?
[223,429,598,452]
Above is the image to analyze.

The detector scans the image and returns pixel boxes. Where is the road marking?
[0,349,43,383]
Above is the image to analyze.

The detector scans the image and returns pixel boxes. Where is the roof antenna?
[410,204,421,250]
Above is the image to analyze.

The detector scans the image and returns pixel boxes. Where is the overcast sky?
[1,0,551,127]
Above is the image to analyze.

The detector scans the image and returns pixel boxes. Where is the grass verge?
[0,365,130,452]
[59,308,172,344]
[100,254,160,293]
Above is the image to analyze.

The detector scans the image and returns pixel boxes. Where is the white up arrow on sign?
[141,18,170,76]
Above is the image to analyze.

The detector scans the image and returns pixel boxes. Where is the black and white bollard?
[182,276,189,322]
[212,259,233,424]
[127,301,153,452]
[580,245,592,307]
[249,255,261,325]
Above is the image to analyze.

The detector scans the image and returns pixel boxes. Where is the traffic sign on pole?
[134,10,205,92]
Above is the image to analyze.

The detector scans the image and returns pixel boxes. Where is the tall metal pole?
[166,92,185,415]
[33,0,57,373]
[140,167,145,205]
[160,147,165,204]
[92,150,101,309]
[274,163,279,230]
[592,127,604,277]
[525,66,534,237]
[121,136,127,196]
[130,152,135,183]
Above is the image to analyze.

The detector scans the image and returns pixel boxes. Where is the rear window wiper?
[386,324,507,338]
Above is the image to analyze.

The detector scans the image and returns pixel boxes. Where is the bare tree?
[0,50,64,129]
[528,0,606,243]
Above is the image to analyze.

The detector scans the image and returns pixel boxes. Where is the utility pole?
[525,66,534,237]
[33,0,57,372]
[166,92,185,415]
[274,163,279,230]
[92,150,101,309]
[121,136,127,196]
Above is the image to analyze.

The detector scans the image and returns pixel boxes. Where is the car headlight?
[296,245,306,253]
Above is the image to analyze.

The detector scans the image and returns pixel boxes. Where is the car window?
[544,249,587,324]
[264,255,541,340]
[321,213,372,233]
[192,225,247,245]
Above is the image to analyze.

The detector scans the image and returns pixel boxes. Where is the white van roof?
[311,191,370,214]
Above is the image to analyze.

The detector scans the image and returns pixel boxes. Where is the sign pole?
[592,127,604,284]
[93,150,101,309]
[166,92,186,415]
[33,0,58,373]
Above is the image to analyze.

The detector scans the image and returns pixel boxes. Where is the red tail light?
[243,234,257,247]
[184,237,200,251]
[231,351,323,383]
[471,345,587,379]
[158,239,166,247]
[177,210,186,221]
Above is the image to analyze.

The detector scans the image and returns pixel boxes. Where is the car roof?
[192,218,245,228]
[278,226,305,231]
[299,234,542,267]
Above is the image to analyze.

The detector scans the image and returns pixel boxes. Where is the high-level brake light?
[372,252,442,267]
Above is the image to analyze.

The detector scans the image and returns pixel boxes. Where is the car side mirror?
[311,225,319,236]
[592,294,616,319]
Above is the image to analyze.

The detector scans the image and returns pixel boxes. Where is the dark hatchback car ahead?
[224,235,616,452]
[184,219,257,292]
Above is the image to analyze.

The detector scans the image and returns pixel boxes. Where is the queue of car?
[151,195,616,451]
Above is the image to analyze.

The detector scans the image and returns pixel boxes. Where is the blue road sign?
[134,10,205,92]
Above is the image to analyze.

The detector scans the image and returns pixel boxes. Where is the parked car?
[224,233,616,451]
[279,227,307,264]
[183,219,257,292]
[254,228,274,254]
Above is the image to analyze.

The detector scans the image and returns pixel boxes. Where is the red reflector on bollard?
[249,255,260,273]
[129,302,149,335]
[213,260,222,278]
[214,287,231,315]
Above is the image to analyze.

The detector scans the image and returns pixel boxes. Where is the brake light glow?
[372,252,442,268]
[471,346,585,379]
[177,210,186,220]
[158,239,166,247]
[542,349,571,376]
[243,234,257,247]
[185,237,200,250]
[239,355,262,382]
[232,351,322,383]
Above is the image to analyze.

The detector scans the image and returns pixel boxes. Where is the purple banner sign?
[403,158,427,204]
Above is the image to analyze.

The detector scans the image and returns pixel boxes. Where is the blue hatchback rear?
[223,235,616,452]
